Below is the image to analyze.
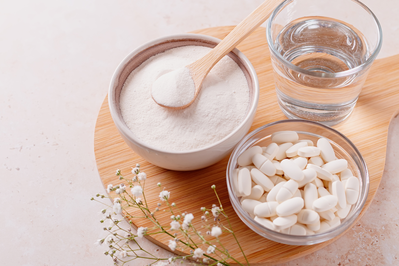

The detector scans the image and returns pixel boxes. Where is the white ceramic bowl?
[108,34,259,171]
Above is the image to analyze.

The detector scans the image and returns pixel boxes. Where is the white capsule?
[312,177,324,188]
[304,183,318,210]
[307,164,333,181]
[325,216,341,229]
[317,138,336,163]
[273,215,297,230]
[332,181,347,209]
[276,179,299,203]
[305,227,315,235]
[232,168,242,196]
[318,210,335,221]
[296,168,317,188]
[293,189,302,198]
[267,181,286,202]
[309,156,324,167]
[280,159,304,181]
[276,197,304,216]
[272,160,284,175]
[345,176,360,204]
[275,143,294,161]
[322,159,348,174]
[288,224,307,235]
[297,139,314,146]
[254,201,279,217]
[250,168,275,192]
[244,185,264,201]
[254,216,276,230]
[271,131,299,144]
[241,199,262,216]
[340,168,353,181]
[298,146,321,157]
[286,142,308,157]
[318,187,331,197]
[264,143,279,160]
[313,195,338,212]
[252,154,276,176]
[336,204,352,219]
[297,209,320,224]
[316,221,331,233]
[293,157,308,170]
[238,146,263,167]
[269,175,286,185]
[237,168,252,196]
[307,219,320,231]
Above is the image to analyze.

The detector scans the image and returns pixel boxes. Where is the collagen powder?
[120,45,250,152]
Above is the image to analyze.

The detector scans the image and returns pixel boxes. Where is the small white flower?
[115,189,121,194]
[113,202,122,214]
[168,239,177,251]
[94,239,104,246]
[131,185,143,197]
[217,263,223,266]
[115,169,121,176]
[119,250,127,258]
[137,227,147,238]
[138,172,147,181]
[211,226,222,238]
[193,248,204,259]
[212,206,220,217]
[184,213,194,224]
[136,197,142,204]
[203,258,209,263]
[105,234,115,243]
[107,184,113,193]
[170,220,180,230]
[182,222,189,231]
[132,167,140,174]
[109,217,119,226]
[114,198,121,204]
[159,190,170,201]
[207,245,215,254]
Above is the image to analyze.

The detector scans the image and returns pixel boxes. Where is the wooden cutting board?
[94,26,399,265]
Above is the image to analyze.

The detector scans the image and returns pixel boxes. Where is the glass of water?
[266,0,382,126]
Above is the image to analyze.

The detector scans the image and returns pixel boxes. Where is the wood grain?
[94,26,399,265]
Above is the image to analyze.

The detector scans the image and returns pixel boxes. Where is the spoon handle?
[189,0,282,87]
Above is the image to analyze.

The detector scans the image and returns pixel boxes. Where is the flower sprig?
[92,164,248,265]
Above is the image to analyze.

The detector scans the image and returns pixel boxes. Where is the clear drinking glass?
[266,0,382,126]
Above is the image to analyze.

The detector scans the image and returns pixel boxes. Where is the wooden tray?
[94,26,399,265]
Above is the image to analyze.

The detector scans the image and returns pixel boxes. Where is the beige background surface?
[1,1,398,265]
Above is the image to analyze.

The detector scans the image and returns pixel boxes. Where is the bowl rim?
[226,119,370,245]
[108,33,259,155]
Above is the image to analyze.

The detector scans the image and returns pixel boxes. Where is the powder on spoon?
[120,45,250,152]
[151,67,195,108]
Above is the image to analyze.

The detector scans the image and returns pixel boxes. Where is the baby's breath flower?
[107,184,113,193]
[119,250,127,258]
[168,239,177,251]
[105,234,115,244]
[114,198,121,204]
[95,239,104,246]
[207,245,215,254]
[115,169,121,176]
[211,226,222,238]
[205,211,209,216]
[211,206,220,218]
[136,163,140,168]
[170,220,180,230]
[113,203,122,214]
[203,258,209,263]
[131,185,143,197]
[136,197,142,204]
[171,202,176,207]
[193,248,204,259]
[159,190,170,201]
[200,207,206,211]
[157,182,161,187]
[137,227,147,238]
[217,263,223,266]
[115,189,121,194]
[132,167,140,174]
[184,213,194,224]
[138,172,147,181]
[101,209,106,214]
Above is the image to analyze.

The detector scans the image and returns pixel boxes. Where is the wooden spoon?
[151,0,282,109]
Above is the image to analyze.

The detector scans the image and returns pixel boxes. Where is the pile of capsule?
[233,131,360,235]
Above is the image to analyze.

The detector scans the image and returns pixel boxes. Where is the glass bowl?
[226,119,369,245]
